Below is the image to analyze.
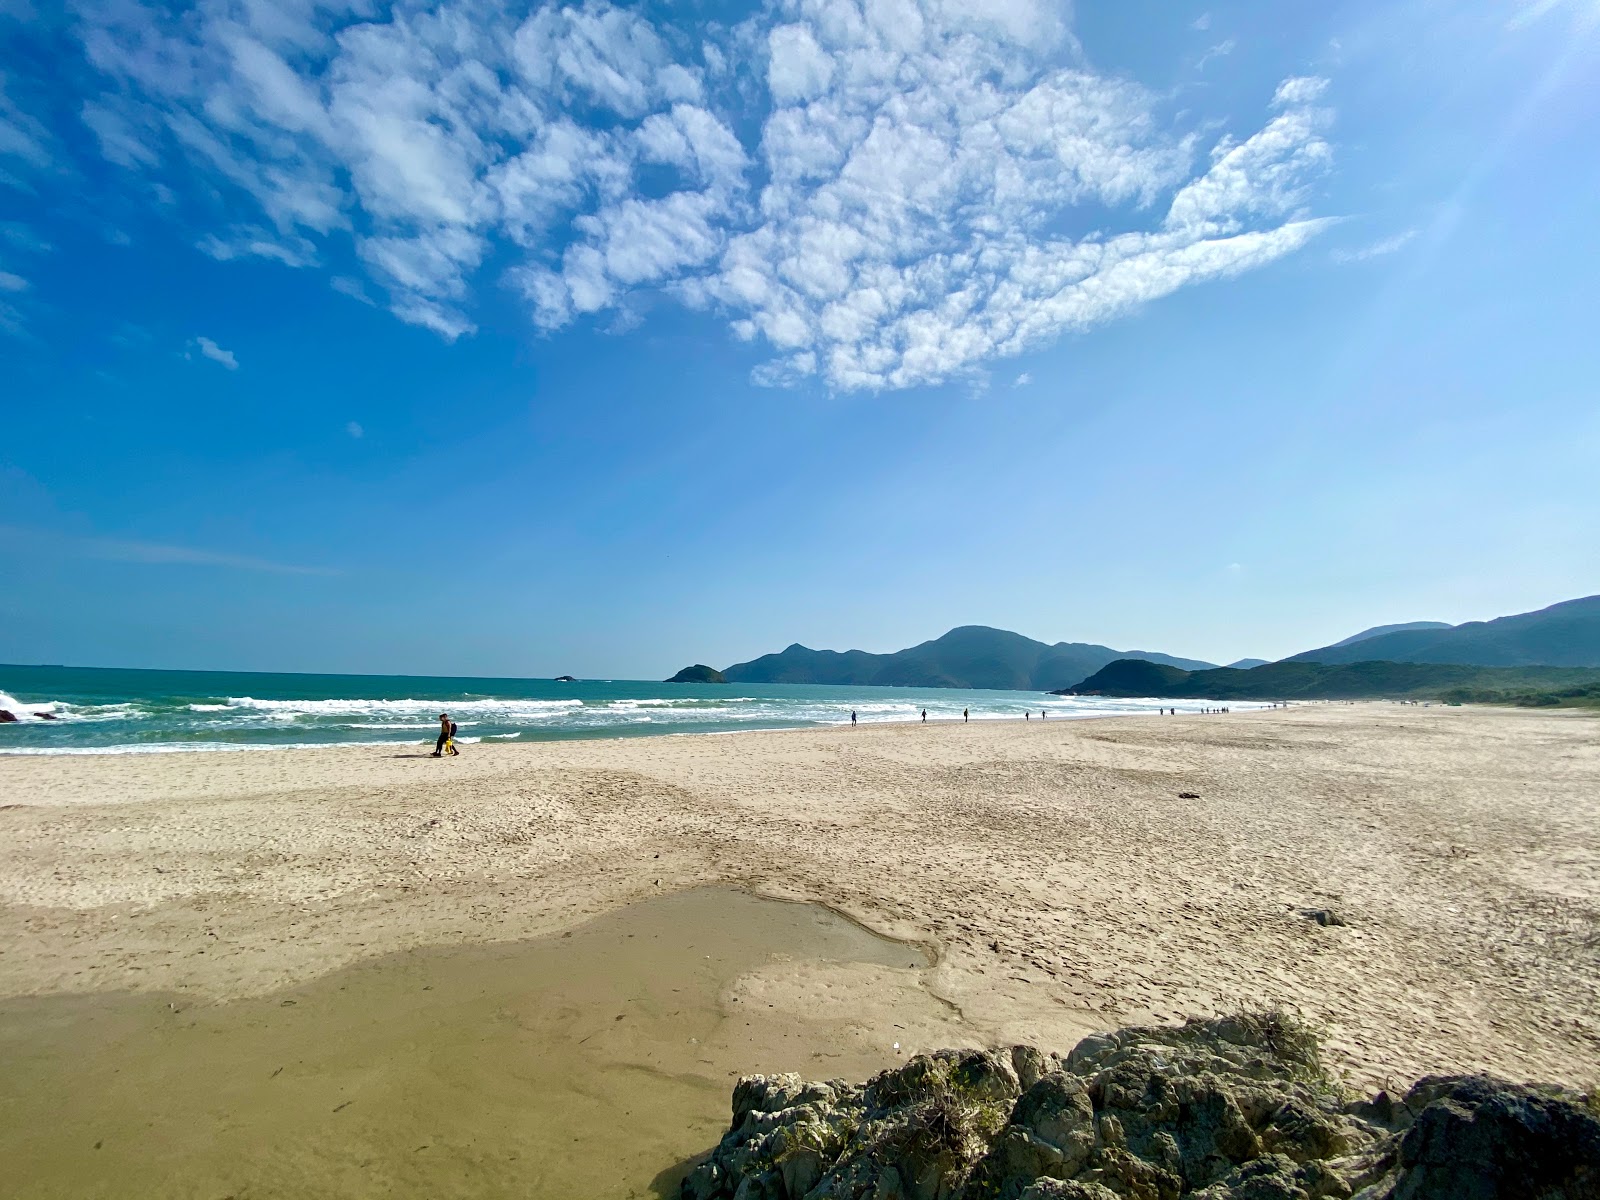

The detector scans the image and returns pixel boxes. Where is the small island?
[553,675,577,682]
[665,664,726,684]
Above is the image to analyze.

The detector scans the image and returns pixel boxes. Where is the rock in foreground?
[681,1012,1600,1200]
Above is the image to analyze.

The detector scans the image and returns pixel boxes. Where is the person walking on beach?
[921,709,927,722]
[963,708,969,723]
[432,712,456,757]
[851,710,857,725]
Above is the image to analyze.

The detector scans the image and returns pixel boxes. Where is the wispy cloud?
[0,222,52,253]
[0,525,338,575]
[1196,38,1237,70]
[0,270,27,292]
[0,69,54,174]
[1507,0,1600,30]
[188,335,238,370]
[1013,372,1032,388]
[48,1,1335,391]
[1331,229,1417,264]
[198,227,317,268]
[346,420,363,438]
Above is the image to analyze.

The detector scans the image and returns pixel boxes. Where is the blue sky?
[2,0,1597,677]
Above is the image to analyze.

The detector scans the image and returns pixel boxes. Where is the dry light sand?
[2,703,1598,1094]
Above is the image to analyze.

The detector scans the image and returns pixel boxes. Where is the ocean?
[0,664,1256,754]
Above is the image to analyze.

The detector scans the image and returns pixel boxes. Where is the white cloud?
[1331,229,1417,263]
[189,335,239,369]
[60,0,1337,391]
[0,270,27,292]
[346,420,363,437]
[1012,371,1031,387]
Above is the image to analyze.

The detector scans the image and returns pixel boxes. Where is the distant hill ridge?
[1287,595,1600,667]
[1330,620,1453,648]
[1061,657,1600,703]
[671,625,1215,693]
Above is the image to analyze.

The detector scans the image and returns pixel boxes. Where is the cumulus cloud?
[58,0,1336,390]
[189,335,238,369]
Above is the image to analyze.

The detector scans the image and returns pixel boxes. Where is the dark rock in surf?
[0,710,17,723]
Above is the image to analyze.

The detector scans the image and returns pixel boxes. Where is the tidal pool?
[0,887,935,1199]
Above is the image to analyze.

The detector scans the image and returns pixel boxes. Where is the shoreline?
[3,704,1597,1094]
[0,700,1272,757]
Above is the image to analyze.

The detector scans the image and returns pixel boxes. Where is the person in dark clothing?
[433,712,456,757]
[851,710,857,725]
[921,709,927,722]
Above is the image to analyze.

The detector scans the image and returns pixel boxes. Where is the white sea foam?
[341,722,444,730]
[0,739,402,756]
[0,692,53,720]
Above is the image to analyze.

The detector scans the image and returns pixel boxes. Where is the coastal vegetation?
[666,664,727,683]
[1062,657,1600,705]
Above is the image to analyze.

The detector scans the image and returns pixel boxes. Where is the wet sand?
[0,888,946,1199]
[2,703,1598,1186]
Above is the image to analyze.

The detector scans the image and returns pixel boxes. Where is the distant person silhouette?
[921,709,927,722]
[963,708,969,723]
[851,710,857,725]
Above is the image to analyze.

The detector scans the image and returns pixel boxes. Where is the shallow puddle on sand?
[0,888,934,1199]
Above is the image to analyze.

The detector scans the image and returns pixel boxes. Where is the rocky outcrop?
[667,665,728,684]
[680,1013,1600,1200]
[0,710,17,723]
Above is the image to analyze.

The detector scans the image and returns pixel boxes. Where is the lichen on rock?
[680,1012,1600,1200]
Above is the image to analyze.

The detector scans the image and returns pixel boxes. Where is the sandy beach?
[3,702,1598,1101]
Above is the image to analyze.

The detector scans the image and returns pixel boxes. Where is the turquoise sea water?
[0,665,1258,754]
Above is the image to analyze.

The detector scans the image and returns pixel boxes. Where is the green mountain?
[665,664,726,683]
[1329,620,1453,648]
[1285,595,1600,667]
[1226,658,1270,669]
[720,626,1214,691]
[1060,657,1600,703]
